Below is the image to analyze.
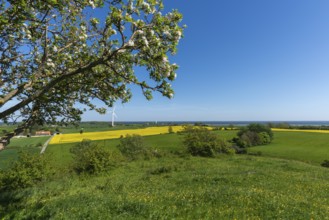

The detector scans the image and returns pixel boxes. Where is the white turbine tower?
[110,106,118,127]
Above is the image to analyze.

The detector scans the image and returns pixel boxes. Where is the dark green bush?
[234,123,273,147]
[0,152,53,191]
[117,134,149,160]
[183,127,234,157]
[321,160,329,168]
[70,140,113,174]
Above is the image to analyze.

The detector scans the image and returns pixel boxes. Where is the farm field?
[50,126,186,144]
[250,131,329,165]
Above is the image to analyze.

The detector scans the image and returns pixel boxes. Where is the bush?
[70,140,113,174]
[234,123,273,147]
[117,134,149,160]
[259,132,271,145]
[0,151,54,191]
[321,160,329,168]
[183,127,233,157]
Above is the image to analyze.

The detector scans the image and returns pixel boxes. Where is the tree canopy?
[0,0,184,137]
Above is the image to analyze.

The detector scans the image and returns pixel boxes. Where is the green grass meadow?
[1,129,329,218]
[250,131,329,164]
[1,156,329,219]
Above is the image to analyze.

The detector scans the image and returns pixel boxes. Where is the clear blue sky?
[84,0,329,122]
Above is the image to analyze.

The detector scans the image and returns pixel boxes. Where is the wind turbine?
[110,106,118,127]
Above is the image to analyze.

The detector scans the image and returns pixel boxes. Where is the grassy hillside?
[250,131,329,164]
[1,156,329,219]
[1,129,329,218]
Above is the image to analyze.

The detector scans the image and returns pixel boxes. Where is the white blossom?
[89,0,95,9]
[53,46,58,52]
[142,36,149,47]
[126,40,135,47]
[176,30,182,40]
[136,30,144,35]
[163,30,171,37]
[47,58,55,68]
[162,56,168,63]
[128,2,134,11]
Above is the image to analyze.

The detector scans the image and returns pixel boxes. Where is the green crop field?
[250,131,329,165]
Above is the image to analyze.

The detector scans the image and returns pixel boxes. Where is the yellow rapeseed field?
[50,126,185,144]
[271,128,329,134]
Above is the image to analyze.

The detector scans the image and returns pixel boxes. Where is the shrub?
[183,127,233,157]
[117,134,149,160]
[321,160,329,168]
[259,132,271,145]
[234,123,273,147]
[0,151,54,191]
[70,140,113,174]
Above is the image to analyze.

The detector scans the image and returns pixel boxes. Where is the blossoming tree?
[0,0,184,144]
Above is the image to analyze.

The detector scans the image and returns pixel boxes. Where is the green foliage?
[117,134,149,160]
[168,125,174,134]
[235,124,273,147]
[0,151,53,191]
[183,127,233,157]
[70,140,113,174]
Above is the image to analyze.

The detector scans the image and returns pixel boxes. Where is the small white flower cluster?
[142,36,149,47]
[128,1,134,11]
[46,58,55,68]
[141,2,155,14]
[162,56,168,63]
[89,0,96,9]
[21,23,32,39]
[136,30,144,35]
[126,40,135,47]
[175,30,182,41]
[53,45,58,52]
